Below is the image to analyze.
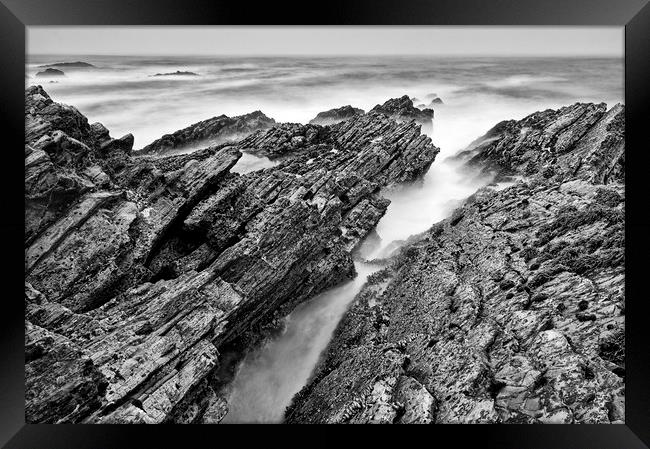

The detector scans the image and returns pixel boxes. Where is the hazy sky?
[27,26,623,57]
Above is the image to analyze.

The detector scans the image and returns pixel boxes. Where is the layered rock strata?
[139,111,276,155]
[309,105,365,126]
[24,87,439,423]
[371,95,434,134]
[286,103,625,424]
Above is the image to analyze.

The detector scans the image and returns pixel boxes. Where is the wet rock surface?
[24,87,439,423]
[139,111,276,155]
[286,103,625,424]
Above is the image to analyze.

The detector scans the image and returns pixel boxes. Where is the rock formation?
[139,111,276,155]
[151,71,200,77]
[309,105,365,126]
[371,95,434,134]
[286,102,625,424]
[38,62,95,69]
[24,87,439,423]
[35,68,65,78]
[25,85,134,244]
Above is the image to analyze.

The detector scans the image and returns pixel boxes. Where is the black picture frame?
[1,0,648,447]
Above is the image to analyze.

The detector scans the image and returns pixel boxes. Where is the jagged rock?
[36,68,65,78]
[236,123,327,159]
[24,88,439,423]
[287,103,625,424]
[371,95,434,134]
[139,111,276,155]
[25,320,108,423]
[38,62,95,68]
[309,105,365,126]
[458,102,624,184]
[25,86,138,243]
[26,85,93,144]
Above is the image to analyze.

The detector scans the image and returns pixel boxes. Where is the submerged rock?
[24,87,439,423]
[287,103,625,424]
[309,105,365,126]
[151,70,200,77]
[139,111,276,155]
[38,62,95,69]
[35,68,65,78]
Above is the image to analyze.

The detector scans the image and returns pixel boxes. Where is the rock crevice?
[24,88,439,423]
[286,103,625,424]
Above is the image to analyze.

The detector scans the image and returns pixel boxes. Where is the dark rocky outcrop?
[151,71,200,77]
[286,103,625,424]
[309,105,365,126]
[459,102,624,185]
[24,86,439,423]
[371,95,434,134]
[25,86,134,244]
[38,62,95,69]
[36,68,65,78]
[139,111,276,155]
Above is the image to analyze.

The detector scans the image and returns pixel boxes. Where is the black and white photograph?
[23,25,627,425]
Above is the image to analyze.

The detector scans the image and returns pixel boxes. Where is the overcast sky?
[27,26,623,57]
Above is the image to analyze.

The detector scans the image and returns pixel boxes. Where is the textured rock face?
[25,86,134,244]
[24,86,439,423]
[287,103,625,424]
[309,105,365,126]
[459,102,624,184]
[139,111,276,155]
[371,95,434,133]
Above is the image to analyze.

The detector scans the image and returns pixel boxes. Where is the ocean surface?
[27,55,623,151]
[26,55,623,423]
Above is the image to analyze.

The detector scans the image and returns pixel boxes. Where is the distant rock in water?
[309,105,365,126]
[38,62,95,69]
[139,110,276,155]
[35,68,65,78]
[416,98,444,110]
[371,95,434,133]
[150,70,200,77]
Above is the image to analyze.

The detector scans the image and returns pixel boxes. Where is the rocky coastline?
[286,102,625,424]
[24,85,624,424]
[24,85,439,423]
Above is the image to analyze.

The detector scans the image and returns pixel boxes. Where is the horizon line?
[27,53,624,58]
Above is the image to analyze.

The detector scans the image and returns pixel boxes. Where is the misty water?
[27,55,623,423]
